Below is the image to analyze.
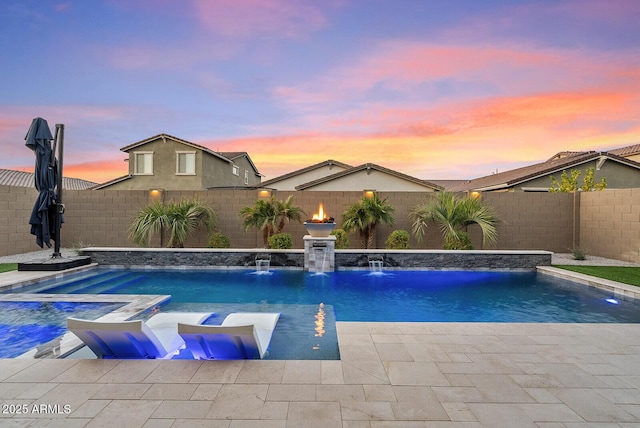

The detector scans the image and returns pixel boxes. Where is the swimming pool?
[0,301,125,358]
[9,267,640,323]
[5,267,638,360]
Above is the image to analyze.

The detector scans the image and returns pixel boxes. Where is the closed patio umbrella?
[25,117,59,249]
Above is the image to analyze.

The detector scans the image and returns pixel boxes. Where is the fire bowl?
[303,222,336,237]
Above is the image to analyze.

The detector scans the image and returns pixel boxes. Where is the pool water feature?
[0,301,125,358]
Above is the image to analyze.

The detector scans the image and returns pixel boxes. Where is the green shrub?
[444,231,473,250]
[385,230,410,249]
[330,228,349,249]
[208,232,231,248]
[268,233,293,249]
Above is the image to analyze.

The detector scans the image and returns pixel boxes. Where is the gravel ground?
[0,248,79,264]
[0,249,638,267]
[551,252,640,266]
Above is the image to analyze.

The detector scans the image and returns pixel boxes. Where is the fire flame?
[312,203,326,221]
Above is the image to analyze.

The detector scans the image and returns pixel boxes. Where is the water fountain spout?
[368,255,384,273]
[255,254,271,273]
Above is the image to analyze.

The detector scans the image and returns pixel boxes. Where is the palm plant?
[240,196,305,247]
[410,191,498,250]
[274,195,305,234]
[128,199,216,248]
[342,194,395,249]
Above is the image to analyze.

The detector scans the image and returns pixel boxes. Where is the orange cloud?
[63,158,129,184]
[210,81,640,181]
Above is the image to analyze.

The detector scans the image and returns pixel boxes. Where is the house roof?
[426,179,468,190]
[450,151,640,192]
[295,163,444,191]
[0,168,97,190]
[219,151,263,177]
[608,143,640,157]
[260,159,352,187]
[90,174,133,190]
[120,133,262,175]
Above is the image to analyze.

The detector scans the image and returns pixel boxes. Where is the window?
[244,170,249,185]
[176,151,196,175]
[232,165,239,176]
[133,152,153,175]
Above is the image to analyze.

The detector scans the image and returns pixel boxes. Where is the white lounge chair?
[67,312,214,359]
[178,312,281,360]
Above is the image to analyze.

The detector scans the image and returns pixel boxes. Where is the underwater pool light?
[605,298,619,304]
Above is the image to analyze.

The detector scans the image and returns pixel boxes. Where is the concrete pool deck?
[1,254,639,426]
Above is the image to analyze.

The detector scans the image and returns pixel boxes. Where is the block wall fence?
[1,185,638,263]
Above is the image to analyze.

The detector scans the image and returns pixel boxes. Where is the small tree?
[128,199,216,248]
[239,196,305,247]
[410,191,498,250]
[549,167,606,192]
[342,194,395,249]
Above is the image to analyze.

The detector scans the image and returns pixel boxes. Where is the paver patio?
[1,321,640,427]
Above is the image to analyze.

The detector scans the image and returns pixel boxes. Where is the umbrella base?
[18,256,92,272]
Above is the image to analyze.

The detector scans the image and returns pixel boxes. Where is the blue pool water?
[5,268,639,360]
[0,301,125,358]
[9,268,640,323]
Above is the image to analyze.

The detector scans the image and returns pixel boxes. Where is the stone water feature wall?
[82,248,552,270]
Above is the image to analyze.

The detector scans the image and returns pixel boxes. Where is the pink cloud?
[191,0,327,39]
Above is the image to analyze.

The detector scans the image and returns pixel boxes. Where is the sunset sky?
[2,0,640,184]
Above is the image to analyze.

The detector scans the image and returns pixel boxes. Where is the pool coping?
[537,266,640,301]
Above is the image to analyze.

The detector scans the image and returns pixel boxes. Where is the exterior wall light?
[470,191,481,199]
[258,189,272,198]
[364,190,376,198]
[149,189,164,202]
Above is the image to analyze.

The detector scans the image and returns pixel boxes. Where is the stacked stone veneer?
[303,236,336,272]
[82,248,551,270]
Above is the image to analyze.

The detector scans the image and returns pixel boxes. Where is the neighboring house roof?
[295,163,444,191]
[259,159,352,188]
[0,168,97,190]
[219,151,263,177]
[120,133,262,175]
[90,174,133,190]
[451,151,640,192]
[426,179,468,190]
[608,143,640,157]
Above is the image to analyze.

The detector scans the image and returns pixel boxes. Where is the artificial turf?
[0,263,18,273]
[554,265,640,287]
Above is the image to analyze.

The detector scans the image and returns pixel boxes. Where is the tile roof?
[450,151,640,192]
[608,143,640,157]
[0,169,97,190]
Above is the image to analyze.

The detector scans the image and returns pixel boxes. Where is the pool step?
[70,273,146,294]
[37,271,134,294]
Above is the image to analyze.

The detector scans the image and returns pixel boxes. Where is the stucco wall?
[301,169,438,192]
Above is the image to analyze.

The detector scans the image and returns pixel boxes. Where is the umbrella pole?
[53,124,65,258]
